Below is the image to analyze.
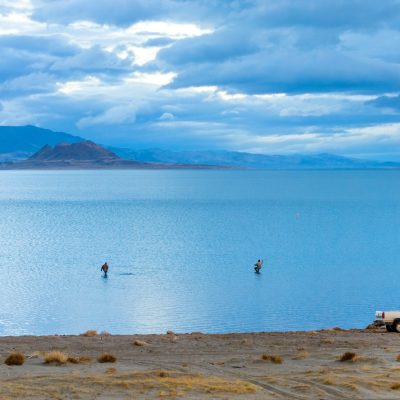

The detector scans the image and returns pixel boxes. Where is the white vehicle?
[375,311,400,332]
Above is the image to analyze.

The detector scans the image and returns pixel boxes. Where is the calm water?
[0,170,399,335]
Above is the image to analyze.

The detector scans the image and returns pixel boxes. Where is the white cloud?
[159,112,174,120]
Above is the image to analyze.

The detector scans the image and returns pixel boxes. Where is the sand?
[1,327,400,399]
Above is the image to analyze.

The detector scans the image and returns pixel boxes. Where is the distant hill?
[3,141,218,169]
[5,141,149,169]
[111,148,400,170]
[0,125,83,161]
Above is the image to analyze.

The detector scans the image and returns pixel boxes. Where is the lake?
[0,170,399,335]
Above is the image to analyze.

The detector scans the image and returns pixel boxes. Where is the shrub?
[98,353,117,363]
[44,351,68,365]
[261,354,283,364]
[80,330,98,337]
[396,354,400,362]
[5,352,25,366]
[339,352,357,362]
[391,383,400,390]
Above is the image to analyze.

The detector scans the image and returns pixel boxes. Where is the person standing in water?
[101,262,109,277]
[254,259,263,273]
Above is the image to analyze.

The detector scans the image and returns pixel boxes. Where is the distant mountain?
[0,125,84,161]
[1,125,398,169]
[3,141,219,169]
[111,148,400,170]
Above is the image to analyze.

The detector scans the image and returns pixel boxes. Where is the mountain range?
[111,147,400,169]
[0,125,399,169]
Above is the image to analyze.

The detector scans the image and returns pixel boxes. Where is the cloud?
[159,112,174,120]
[31,0,238,26]
[0,0,399,159]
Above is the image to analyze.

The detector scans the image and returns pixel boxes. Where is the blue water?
[0,170,399,336]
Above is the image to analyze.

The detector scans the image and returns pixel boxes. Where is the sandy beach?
[1,327,400,399]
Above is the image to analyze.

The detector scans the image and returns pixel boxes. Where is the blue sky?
[1,0,400,159]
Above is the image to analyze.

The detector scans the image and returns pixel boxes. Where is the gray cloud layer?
[0,0,399,159]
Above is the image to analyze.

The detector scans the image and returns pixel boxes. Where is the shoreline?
[2,327,399,399]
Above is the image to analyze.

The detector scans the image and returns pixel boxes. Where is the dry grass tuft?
[98,353,117,363]
[80,330,98,337]
[261,354,283,364]
[44,351,68,365]
[391,383,400,390]
[66,355,91,364]
[106,367,117,374]
[339,352,357,362]
[5,352,25,366]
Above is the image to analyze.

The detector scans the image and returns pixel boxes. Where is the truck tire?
[394,320,400,333]
[386,324,395,332]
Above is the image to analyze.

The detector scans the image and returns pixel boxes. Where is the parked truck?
[375,311,400,332]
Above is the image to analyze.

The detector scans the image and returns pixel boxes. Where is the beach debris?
[98,353,117,363]
[134,340,150,347]
[4,352,25,366]
[80,330,98,337]
[339,352,357,362]
[44,350,68,365]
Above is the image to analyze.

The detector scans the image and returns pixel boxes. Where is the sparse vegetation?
[261,354,283,364]
[80,330,98,337]
[98,353,117,363]
[5,352,25,366]
[339,352,357,362]
[66,355,91,364]
[44,351,68,365]
[0,371,257,397]
[391,383,400,390]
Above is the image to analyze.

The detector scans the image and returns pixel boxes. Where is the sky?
[1,0,400,160]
